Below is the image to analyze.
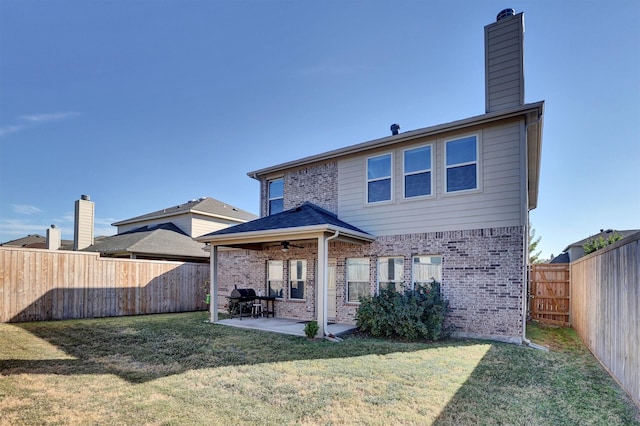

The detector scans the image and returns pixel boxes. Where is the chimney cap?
[80,194,91,201]
[496,8,515,21]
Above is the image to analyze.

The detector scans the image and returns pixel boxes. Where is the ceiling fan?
[280,241,303,252]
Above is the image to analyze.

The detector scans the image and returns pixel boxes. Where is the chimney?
[74,195,94,250]
[485,8,525,113]
[46,224,61,250]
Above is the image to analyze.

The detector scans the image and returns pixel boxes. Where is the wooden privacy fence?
[570,232,640,407]
[528,263,570,326]
[0,247,209,323]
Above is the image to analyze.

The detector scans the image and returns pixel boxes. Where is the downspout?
[322,230,340,337]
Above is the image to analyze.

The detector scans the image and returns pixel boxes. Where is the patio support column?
[316,235,327,338]
[209,245,218,323]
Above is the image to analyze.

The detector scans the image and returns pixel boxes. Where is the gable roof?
[112,197,257,227]
[85,224,208,260]
[197,202,374,248]
[247,101,544,210]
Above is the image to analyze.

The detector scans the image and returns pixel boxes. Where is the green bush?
[356,282,449,341]
[583,233,622,255]
[304,320,319,339]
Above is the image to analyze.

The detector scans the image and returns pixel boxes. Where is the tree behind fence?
[0,247,209,323]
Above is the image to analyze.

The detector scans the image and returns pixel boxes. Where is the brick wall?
[260,162,338,216]
[214,226,525,342]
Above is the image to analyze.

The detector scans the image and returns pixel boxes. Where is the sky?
[1,0,639,260]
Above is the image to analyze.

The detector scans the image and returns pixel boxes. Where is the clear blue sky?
[1,0,639,260]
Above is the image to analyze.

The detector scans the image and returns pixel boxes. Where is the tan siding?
[338,121,524,235]
[191,217,236,237]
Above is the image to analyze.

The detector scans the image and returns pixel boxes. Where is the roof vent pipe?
[390,123,400,135]
[496,8,515,21]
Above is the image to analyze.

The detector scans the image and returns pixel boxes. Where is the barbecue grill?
[227,286,257,319]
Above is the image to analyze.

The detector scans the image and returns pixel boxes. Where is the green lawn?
[1,312,638,425]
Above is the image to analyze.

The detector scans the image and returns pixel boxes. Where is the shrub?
[304,320,319,339]
[356,282,449,341]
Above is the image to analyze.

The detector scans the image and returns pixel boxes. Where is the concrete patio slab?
[214,317,356,338]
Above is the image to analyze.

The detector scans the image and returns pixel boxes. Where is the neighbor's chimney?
[74,195,94,250]
[46,224,61,250]
[485,8,525,113]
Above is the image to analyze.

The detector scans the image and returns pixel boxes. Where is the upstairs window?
[268,178,284,215]
[412,255,442,290]
[289,260,306,300]
[267,260,284,298]
[445,136,478,193]
[404,145,432,198]
[367,154,392,203]
[377,257,404,292]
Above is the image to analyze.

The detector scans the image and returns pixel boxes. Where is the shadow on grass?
[1,311,476,384]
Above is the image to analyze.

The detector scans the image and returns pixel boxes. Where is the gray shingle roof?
[201,202,370,238]
[563,229,639,252]
[85,224,208,259]
[112,197,257,226]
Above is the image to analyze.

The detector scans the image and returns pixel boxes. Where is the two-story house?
[198,9,544,343]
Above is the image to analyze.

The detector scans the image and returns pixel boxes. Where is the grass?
[0,312,638,425]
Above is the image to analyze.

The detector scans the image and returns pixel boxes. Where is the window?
[377,257,404,292]
[346,258,370,303]
[445,136,478,192]
[367,154,392,203]
[404,145,432,198]
[289,260,306,300]
[412,255,442,290]
[268,178,284,215]
[267,260,284,298]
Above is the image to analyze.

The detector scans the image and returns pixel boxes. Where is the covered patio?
[197,202,375,338]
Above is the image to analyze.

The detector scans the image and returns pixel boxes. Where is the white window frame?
[288,259,306,301]
[267,260,284,299]
[412,255,443,290]
[366,153,393,204]
[403,144,433,199]
[444,135,480,194]
[267,178,284,215]
[346,258,370,303]
[377,256,405,293]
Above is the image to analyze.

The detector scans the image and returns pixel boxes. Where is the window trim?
[288,259,306,301]
[444,134,480,194]
[267,178,284,215]
[346,257,370,304]
[411,255,443,291]
[365,153,393,204]
[377,256,405,293]
[267,259,284,299]
[402,144,434,199]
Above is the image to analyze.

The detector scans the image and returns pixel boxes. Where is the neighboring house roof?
[85,223,208,261]
[247,101,544,210]
[549,253,570,264]
[197,202,374,248]
[112,197,257,227]
[0,234,74,250]
[562,229,639,252]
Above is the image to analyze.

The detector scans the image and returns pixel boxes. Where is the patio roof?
[196,202,374,249]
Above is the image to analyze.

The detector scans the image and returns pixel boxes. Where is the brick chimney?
[73,195,94,250]
[485,9,525,113]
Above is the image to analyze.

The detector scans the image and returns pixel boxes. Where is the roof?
[197,202,374,248]
[85,223,208,259]
[0,234,74,250]
[563,229,640,252]
[549,253,570,264]
[247,101,544,210]
[112,197,258,226]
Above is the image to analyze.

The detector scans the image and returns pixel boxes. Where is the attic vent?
[390,123,400,135]
[496,8,515,21]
